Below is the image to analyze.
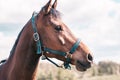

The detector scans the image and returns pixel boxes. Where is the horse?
[0,0,93,80]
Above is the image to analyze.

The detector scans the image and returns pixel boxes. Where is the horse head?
[33,0,93,71]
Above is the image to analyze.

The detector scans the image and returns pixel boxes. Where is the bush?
[98,61,120,75]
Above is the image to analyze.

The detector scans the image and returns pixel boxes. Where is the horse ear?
[43,0,52,14]
[52,0,57,9]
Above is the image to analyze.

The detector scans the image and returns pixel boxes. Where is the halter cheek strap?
[31,12,81,69]
[31,12,42,54]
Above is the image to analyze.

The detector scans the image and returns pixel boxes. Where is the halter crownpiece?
[31,12,81,69]
[31,12,42,54]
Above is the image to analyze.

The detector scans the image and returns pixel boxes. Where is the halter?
[31,12,81,69]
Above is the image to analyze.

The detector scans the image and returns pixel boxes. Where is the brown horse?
[0,0,93,80]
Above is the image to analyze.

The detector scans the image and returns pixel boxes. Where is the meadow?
[36,61,120,80]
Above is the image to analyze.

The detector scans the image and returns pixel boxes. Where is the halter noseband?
[31,12,81,69]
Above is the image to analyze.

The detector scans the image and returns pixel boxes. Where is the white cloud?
[63,0,120,63]
[0,32,16,60]
[0,0,120,63]
[0,0,47,23]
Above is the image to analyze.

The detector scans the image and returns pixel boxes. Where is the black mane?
[50,8,61,19]
[9,27,25,57]
[10,8,61,57]
[0,27,25,64]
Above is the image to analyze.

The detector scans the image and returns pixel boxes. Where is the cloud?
[0,32,16,60]
[63,0,120,63]
[112,0,120,3]
[0,0,120,63]
[0,0,46,23]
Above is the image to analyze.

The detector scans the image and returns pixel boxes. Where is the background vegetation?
[36,61,120,80]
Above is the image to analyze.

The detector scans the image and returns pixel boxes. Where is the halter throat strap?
[31,12,81,69]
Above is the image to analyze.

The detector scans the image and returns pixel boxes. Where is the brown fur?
[0,0,93,80]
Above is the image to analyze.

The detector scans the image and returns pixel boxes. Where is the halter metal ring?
[33,32,39,41]
[65,52,72,59]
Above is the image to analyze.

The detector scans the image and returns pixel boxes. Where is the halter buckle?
[33,32,39,41]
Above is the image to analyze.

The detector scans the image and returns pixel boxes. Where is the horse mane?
[50,8,61,19]
[0,27,25,64]
[9,8,61,57]
[9,27,25,57]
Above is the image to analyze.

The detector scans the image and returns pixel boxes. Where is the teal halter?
[31,12,81,69]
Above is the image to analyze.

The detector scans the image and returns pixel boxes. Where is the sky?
[0,0,120,63]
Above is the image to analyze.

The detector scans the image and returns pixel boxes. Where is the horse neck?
[6,21,40,80]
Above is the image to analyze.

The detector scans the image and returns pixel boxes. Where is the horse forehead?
[50,18,61,24]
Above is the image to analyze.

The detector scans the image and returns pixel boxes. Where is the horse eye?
[55,26,62,31]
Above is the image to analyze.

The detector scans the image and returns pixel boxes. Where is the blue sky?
[0,0,120,63]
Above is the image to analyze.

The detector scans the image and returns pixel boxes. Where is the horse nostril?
[87,53,93,63]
